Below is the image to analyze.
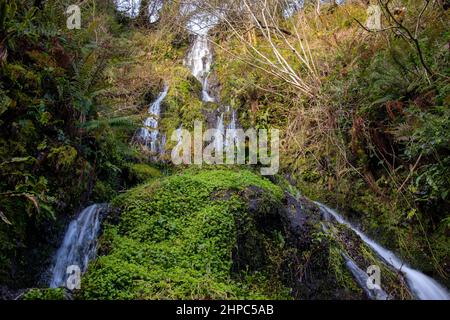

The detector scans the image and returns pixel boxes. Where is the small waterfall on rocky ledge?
[138,85,169,156]
[224,107,238,151]
[343,254,389,300]
[49,204,106,288]
[315,201,450,300]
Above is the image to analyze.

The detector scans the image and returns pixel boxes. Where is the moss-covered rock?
[80,168,291,299]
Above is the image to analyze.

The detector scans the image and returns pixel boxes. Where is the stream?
[49,204,105,288]
[315,201,450,300]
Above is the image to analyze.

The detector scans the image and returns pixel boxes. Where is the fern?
[81,115,140,131]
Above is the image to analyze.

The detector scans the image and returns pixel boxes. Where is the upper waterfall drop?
[183,8,241,153]
[49,204,106,288]
[315,201,450,300]
[184,33,215,103]
[184,11,218,103]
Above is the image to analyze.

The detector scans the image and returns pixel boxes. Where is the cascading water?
[315,201,450,300]
[138,85,169,156]
[215,112,224,151]
[214,107,239,153]
[224,107,238,151]
[343,254,389,300]
[148,0,164,23]
[184,11,240,151]
[282,0,304,18]
[115,0,162,22]
[49,204,105,288]
[116,0,140,18]
[184,27,215,103]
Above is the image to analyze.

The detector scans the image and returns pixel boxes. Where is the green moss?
[81,169,289,299]
[91,180,117,203]
[22,288,66,300]
[128,163,162,183]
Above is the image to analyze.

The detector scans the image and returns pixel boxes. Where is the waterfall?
[184,11,241,153]
[116,0,140,18]
[215,113,224,151]
[343,254,389,300]
[283,0,304,18]
[175,126,183,145]
[315,201,450,300]
[49,204,106,288]
[115,0,162,22]
[214,107,240,154]
[224,107,238,151]
[184,33,215,103]
[138,85,169,156]
[148,0,163,23]
[183,7,220,104]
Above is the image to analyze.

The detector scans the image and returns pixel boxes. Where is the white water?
[115,0,162,22]
[283,0,304,18]
[138,85,169,155]
[215,113,225,151]
[343,255,388,300]
[315,201,450,300]
[148,0,163,23]
[49,204,105,288]
[224,107,238,151]
[116,0,140,18]
[184,8,218,103]
[184,33,215,103]
[214,107,240,153]
[175,126,183,145]
[185,12,241,152]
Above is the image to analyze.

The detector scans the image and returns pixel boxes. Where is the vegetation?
[0,0,143,286]
[81,169,290,299]
[22,287,66,300]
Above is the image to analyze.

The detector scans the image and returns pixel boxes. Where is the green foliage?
[405,106,450,159]
[399,106,450,202]
[22,288,66,300]
[1,0,449,296]
[328,245,362,294]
